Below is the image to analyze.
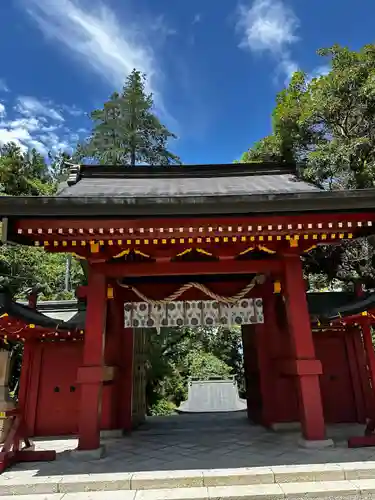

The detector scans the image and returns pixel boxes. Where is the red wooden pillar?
[256,281,277,427]
[361,318,375,392]
[18,340,34,416]
[241,325,255,421]
[352,326,375,419]
[77,270,107,451]
[120,328,134,432]
[104,290,124,429]
[283,253,326,441]
[19,340,42,436]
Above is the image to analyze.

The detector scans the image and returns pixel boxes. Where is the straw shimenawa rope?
[117,275,265,306]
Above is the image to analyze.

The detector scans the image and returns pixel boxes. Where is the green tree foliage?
[0,143,58,195]
[240,43,375,288]
[0,246,84,300]
[186,351,232,379]
[241,135,286,164]
[76,69,181,166]
[241,44,375,189]
[0,143,85,396]
[146,326,243,415]
[0,143,84,299]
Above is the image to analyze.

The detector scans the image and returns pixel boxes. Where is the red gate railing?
[0,409,56,473]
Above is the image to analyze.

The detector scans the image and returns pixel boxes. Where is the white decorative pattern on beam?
[124,298,264,328]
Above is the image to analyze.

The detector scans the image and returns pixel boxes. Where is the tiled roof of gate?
[2,162,375,218]
[57,163,321,198]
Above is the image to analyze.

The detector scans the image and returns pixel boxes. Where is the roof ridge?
[66,163,82,186]
[63,162,297,182]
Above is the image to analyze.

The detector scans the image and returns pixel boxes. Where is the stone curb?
[2,480,375,499]
[2,462,375,495]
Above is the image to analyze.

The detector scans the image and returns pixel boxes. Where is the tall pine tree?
[76,69,180,165]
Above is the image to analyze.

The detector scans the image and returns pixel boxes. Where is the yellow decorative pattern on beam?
[289,238,299,248]
[71,252,85,260]
[90,242,99,253]
[258,245,276,254]
[176,248,192,257]
[303,245,317,254]
[107,285,114,299]
[196,248,213,256]
[112,249,131,259]
[134,249,150,258]
[238,246,255,256]
[34,229,363,254]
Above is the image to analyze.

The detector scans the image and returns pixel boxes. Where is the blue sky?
[0,0,374,164]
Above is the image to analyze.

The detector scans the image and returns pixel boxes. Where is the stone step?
[2,462,375,495]
[2,479,375,499]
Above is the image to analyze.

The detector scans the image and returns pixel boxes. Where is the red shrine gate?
[1,162,375,459]
[18,290,373,439]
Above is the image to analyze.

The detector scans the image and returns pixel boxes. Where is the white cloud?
[0,79,9,93]
[278,56,299,84]
[8,117,42,132]
[22,0,162,106]
[0,127,30,144]
[0,99,86,156]
[236,0,300,81]
[150,15,177,38]
[193,14,201,24]
[310,65,330,79]
[302,65,331,85]
[16,96,64,122]
[60,104,85,117]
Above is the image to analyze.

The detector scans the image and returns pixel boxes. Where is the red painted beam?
[14,212,375,232]
[92,259,282,277]
[138,243,256,259]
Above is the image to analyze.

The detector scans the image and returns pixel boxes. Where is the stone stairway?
[177,379,247,413]
[2,462,375,498]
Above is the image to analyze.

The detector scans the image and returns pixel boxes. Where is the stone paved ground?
[5,413,375,478]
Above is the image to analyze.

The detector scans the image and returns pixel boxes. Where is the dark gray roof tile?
[7,163,372,219]
[57,173,319,198]
[57,163,320,199]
